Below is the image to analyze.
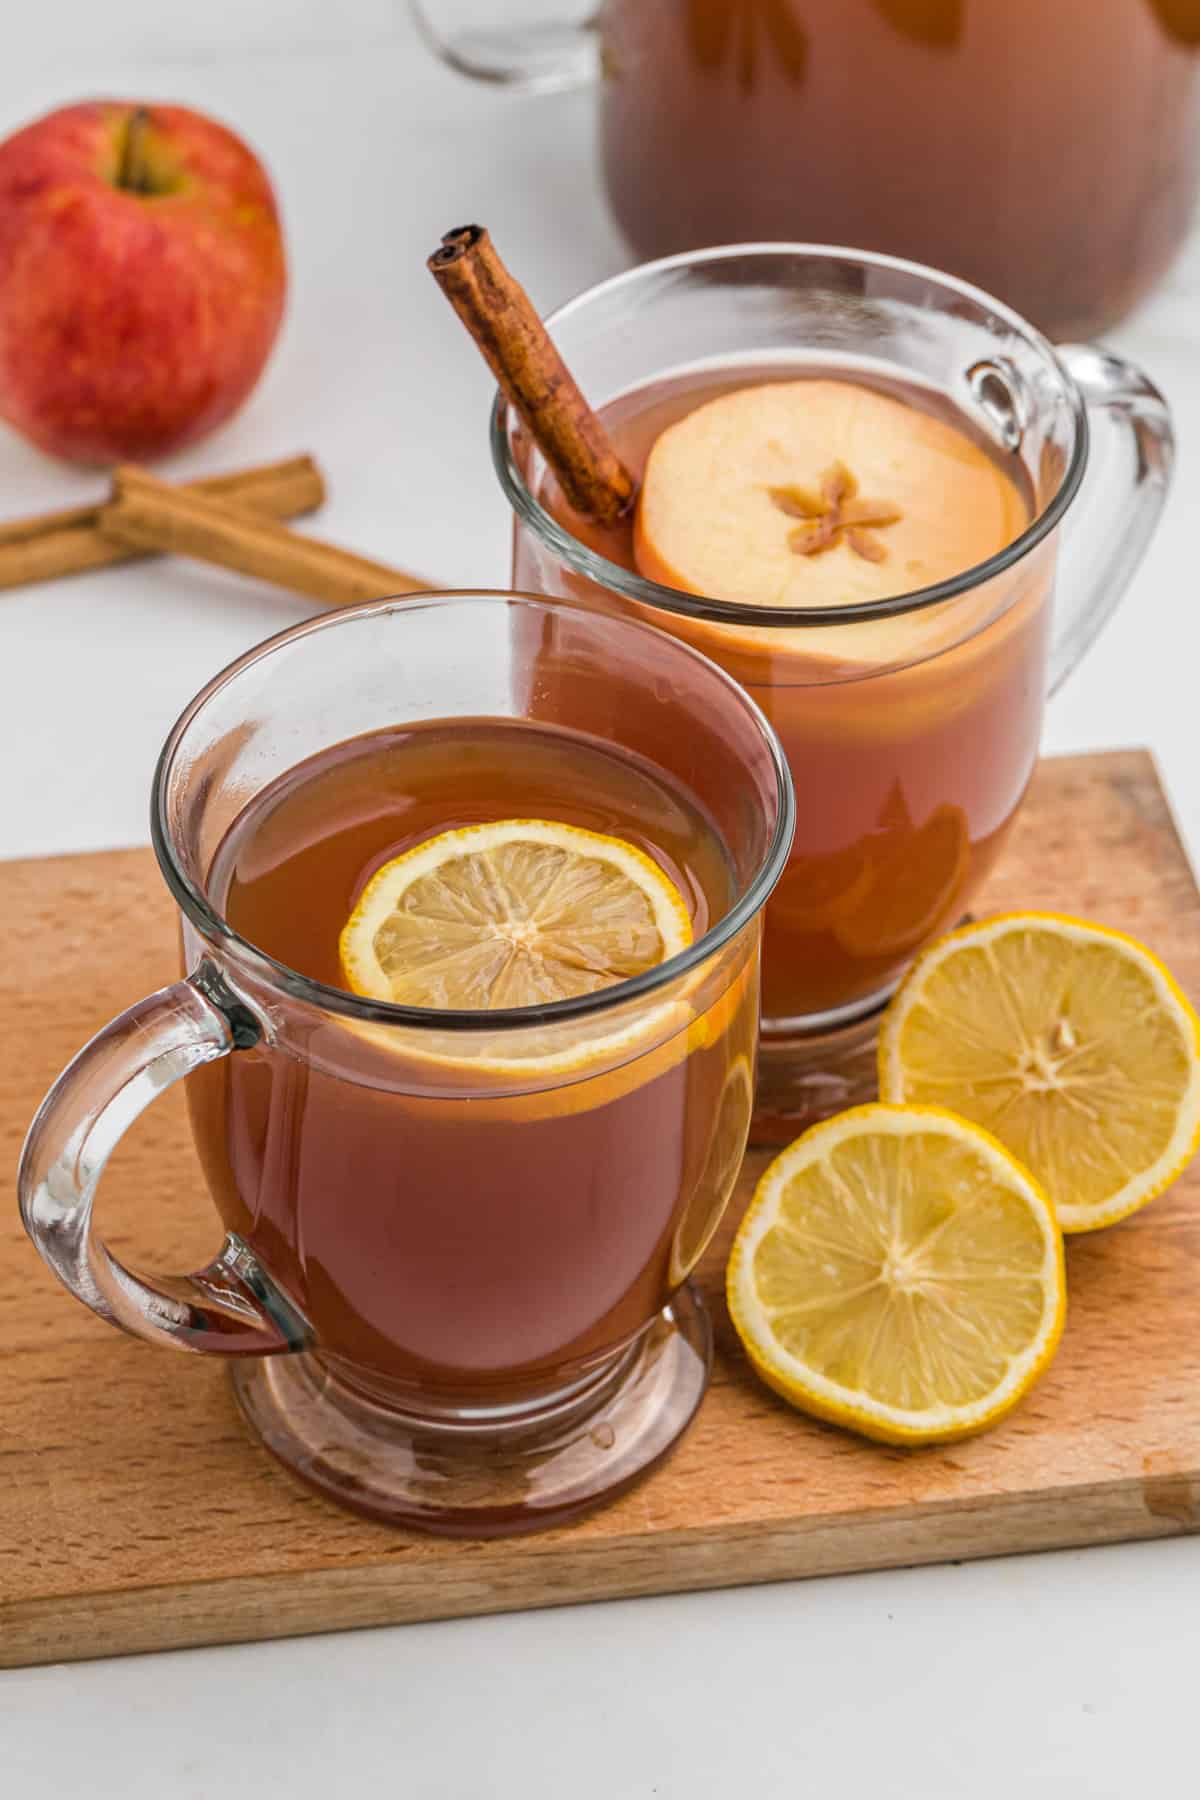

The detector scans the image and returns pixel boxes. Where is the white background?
[2,3,1199,1792]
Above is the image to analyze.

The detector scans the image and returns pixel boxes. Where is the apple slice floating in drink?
[633,379,1028,616]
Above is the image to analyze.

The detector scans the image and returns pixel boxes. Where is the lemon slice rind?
[726,1103,1065,1446]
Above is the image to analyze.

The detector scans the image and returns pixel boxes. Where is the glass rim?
[491,240,1090,630]
[151,589,795,1033]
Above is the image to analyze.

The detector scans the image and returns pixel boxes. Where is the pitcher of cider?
[412,0,1200,337]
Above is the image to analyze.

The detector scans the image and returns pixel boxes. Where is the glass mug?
[492,244,1174,1139]
[412,0,1200,339]
[18,593,792,1536]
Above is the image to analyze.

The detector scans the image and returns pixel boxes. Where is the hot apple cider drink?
[17,593,791,1534]
[188,715,756,1410]
[431,235,1138,1141]
[529,365,1043,1030]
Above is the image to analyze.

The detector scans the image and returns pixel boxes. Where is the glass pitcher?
[413,0,1200,339]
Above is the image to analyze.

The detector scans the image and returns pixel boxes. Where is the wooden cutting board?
[3,749,1199,1669]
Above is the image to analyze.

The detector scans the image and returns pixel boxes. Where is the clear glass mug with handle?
[411,0,1200,339]
[489,244,1174,1139]
[18,591,793,1536]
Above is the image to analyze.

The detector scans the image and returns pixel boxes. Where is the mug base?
[752,998,888,1145]
[229,1283,712,1538]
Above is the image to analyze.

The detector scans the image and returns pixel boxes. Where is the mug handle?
[409,1,600,94]
[18,964,312,1356]
[1046,344,1174,697]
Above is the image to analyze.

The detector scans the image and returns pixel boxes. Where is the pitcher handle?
[1047,343,1174,697]
[17,964,312,1356]
[409,1,600,94]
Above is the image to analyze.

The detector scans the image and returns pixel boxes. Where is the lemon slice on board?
[340,819,693,1011]
[879,913,1200,1233]
[669,1055,755,1285]
[726,1104,1065,1445]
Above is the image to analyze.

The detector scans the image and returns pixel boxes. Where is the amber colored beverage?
[526,366,1047,1028]
[597,0,1200,339]
[187,717,755,1407]
[20,593,791,1533]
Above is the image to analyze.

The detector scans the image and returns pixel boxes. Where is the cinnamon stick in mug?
[428,224,636,526]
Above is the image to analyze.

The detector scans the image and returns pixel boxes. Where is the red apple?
[0,100,287,464]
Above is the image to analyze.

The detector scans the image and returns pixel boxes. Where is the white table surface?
[3,4,1199,1791]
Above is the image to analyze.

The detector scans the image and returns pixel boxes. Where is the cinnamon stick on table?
[99,466,427,608]
[0,455,325,593]
[428,224,636,526]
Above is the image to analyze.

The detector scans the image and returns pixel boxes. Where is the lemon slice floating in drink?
[726,1104,1065,1445]
[879,913,1200,1233]
[340,818,693,1011]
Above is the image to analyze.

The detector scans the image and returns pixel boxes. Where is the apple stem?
[118,108,154,194]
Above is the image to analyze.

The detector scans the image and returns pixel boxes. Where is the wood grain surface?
[3,751,1198,1669]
